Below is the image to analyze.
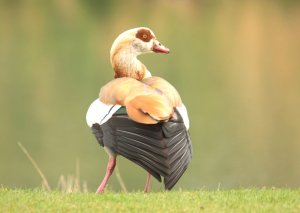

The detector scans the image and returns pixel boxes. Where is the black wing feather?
[91,108,192,190]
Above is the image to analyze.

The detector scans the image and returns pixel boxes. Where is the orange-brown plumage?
[126,94,171,124]
[99,77,180,124]
[142,76,182,107]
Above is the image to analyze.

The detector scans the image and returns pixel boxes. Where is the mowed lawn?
[0,188,299,213]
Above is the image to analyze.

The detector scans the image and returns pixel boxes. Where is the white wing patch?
[176,104,190,130]
[86,99,121,127]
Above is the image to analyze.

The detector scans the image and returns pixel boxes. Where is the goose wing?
[91,107,192,190]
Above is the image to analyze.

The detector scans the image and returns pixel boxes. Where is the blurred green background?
[1,0,300,191]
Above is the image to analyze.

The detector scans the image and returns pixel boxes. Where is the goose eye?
[136,29,152,42]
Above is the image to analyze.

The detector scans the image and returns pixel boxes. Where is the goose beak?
[152,39,170,54]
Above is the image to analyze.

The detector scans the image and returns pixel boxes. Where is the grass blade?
[17,142,51,191]
[114,165,128,193]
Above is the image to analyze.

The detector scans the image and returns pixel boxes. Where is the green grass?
[0,188,299,213]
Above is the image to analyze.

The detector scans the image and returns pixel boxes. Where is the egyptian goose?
[86,27,192,193]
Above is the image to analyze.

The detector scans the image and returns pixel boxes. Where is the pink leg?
[144,172,152,193]
[96,156,116,193]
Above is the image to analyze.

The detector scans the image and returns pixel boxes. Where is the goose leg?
[144,172,152,193]
[96,156,116,193]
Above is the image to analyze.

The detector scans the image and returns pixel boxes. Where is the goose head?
[110,27,170,80]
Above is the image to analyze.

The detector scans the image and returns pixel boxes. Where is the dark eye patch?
[136,28,154,42]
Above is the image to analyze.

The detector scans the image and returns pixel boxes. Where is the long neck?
[110,46,150,81]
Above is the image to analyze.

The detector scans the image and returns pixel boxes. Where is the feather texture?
[99,77,182,124]
[142,77,182,107]
[91,107,192,190]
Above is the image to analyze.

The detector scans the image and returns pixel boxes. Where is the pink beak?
[152,40,170,54]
